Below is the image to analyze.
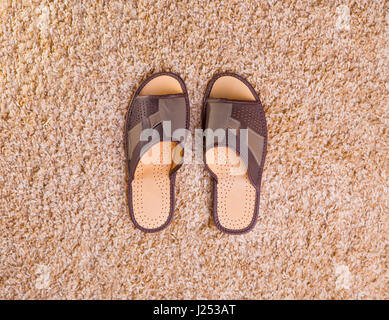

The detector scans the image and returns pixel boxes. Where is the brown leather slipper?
[202,73,267,234]
[124,72,190,232]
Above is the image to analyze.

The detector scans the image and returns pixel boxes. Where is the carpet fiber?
[0,0,388,299]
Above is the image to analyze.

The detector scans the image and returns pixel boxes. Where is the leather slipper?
[125,72,190,232]
[202,73,267,234]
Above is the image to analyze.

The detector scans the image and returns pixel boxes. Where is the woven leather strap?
[205,99,265,166]
[128,96,186,159]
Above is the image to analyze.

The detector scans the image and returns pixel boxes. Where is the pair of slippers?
[125,72,267,234]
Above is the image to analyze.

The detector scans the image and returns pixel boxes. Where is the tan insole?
[207,76,257,231]
[132,141,177,230]
[132,75,183,230]
[209,76,257,101]
[140,75,183,95]
[206,147,256,230]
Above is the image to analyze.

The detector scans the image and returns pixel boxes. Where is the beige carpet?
[0,0,388,300]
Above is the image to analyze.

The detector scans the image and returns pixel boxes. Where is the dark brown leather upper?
[126,92,189,180]
[203,80,267,190]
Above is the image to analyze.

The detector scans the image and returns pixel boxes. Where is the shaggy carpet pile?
[0,0,387,299]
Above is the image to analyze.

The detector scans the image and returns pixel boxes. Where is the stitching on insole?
[132,142,171,229]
